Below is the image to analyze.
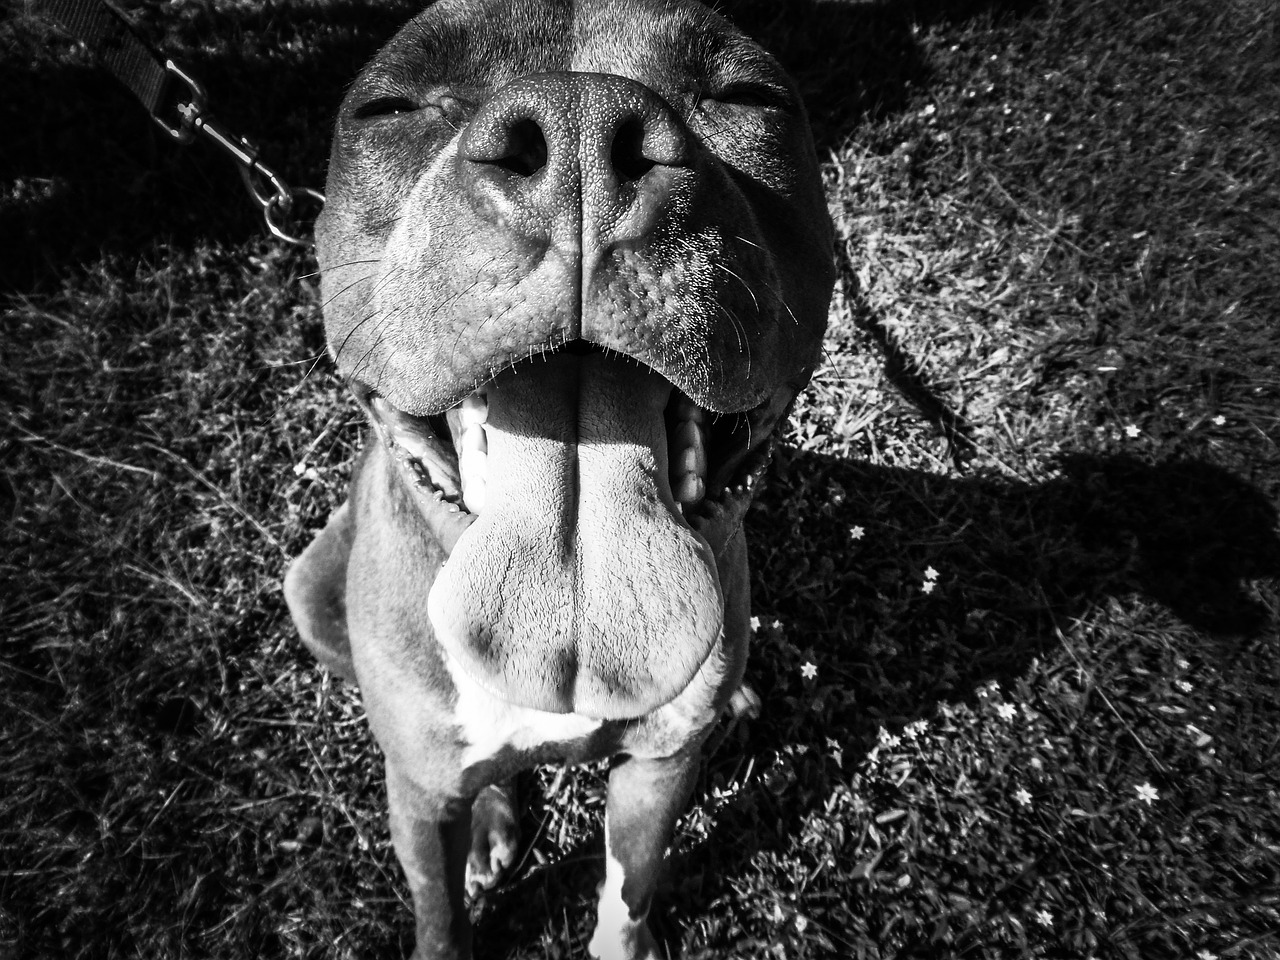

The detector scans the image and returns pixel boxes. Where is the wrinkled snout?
[319,17,834,418]
[457,72,694,267]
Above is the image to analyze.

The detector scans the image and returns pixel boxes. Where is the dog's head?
[316,0,834,719]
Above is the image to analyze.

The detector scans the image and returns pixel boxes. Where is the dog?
[283,0,834,956]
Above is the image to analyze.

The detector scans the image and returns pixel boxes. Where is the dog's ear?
[284,502,356,680]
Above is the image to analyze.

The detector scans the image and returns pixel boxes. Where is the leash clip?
[154,59,206,144]
[157,59,325,246]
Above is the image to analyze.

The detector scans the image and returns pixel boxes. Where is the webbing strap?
[27,0,176,118]
[24,0,325,245]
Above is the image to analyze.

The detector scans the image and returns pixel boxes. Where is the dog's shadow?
[467,444,1280,956]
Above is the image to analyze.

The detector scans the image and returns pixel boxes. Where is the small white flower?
[1176,657,1191,670]
[1211,415,1226,426]
[1175,679,1193,693]
[996,703,1017,721]
[750,616,762,632]
[1124,424,1141,438]
[800,661,818,680]
[924,566,939,581]
[1135,782,1159,804]
[1035,908,1053,927]
[920,104,937,117]
[1030,756,1043,770]
[850,525,865,540]
[1014,788,1032,807]
[794,915,809,933]
[877,727,901,748]
[921,580,936,594]
[903,720,928,739]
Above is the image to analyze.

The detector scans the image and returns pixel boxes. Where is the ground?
[1,0,1278,957]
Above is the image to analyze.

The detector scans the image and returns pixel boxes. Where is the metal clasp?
[153,59,206,144]
[155,60,325,246]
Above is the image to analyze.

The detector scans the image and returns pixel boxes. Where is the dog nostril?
[611,116,657,182]
[490,117,548,177]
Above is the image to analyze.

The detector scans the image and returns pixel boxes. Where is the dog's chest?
[452,671,607,771]
[443,646,728,786]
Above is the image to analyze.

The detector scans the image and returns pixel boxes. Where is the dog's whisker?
[317,257,384,276]
[375,343,402,394]
[332,308,383,369]
[321,272,376,310]
[347,320,392,385]
[715,261,761,314]
[298,352,330,386]
[437,272,497,373]
[330,265,411,369]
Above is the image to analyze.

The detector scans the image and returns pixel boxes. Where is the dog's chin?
[347,343,786,718]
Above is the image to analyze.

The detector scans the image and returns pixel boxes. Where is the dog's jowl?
[284,0,834,956]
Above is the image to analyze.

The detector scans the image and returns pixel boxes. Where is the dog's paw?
[465,782,519,898]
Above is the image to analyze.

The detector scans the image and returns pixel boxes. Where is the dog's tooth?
[673,421,706,477]
[673,394,704,424]
[459,447,488,514]
[674,473,705,505]
[461,423,487,453]
[463,479,487,514]
[460,393,488,429]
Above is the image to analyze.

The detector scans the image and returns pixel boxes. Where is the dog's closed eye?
[705,84,784,110]
[353,96,420,119]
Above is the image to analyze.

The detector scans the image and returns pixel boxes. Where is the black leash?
[25,0,325,246]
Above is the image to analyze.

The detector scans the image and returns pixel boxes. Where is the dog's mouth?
[352,344,789,721]
[356,346,781,534]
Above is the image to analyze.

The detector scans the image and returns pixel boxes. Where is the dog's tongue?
[427,354,722,719]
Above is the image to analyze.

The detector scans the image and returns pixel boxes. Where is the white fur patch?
[596,815,631,933]
[443,649,603,770]
[588,813,660,960]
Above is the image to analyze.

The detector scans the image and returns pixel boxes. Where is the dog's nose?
[457,72,692,251]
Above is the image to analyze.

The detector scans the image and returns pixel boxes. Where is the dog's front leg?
[588,750,700,960]
[386,763,474,960]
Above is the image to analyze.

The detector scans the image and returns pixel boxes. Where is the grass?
[2,0,1278,957]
